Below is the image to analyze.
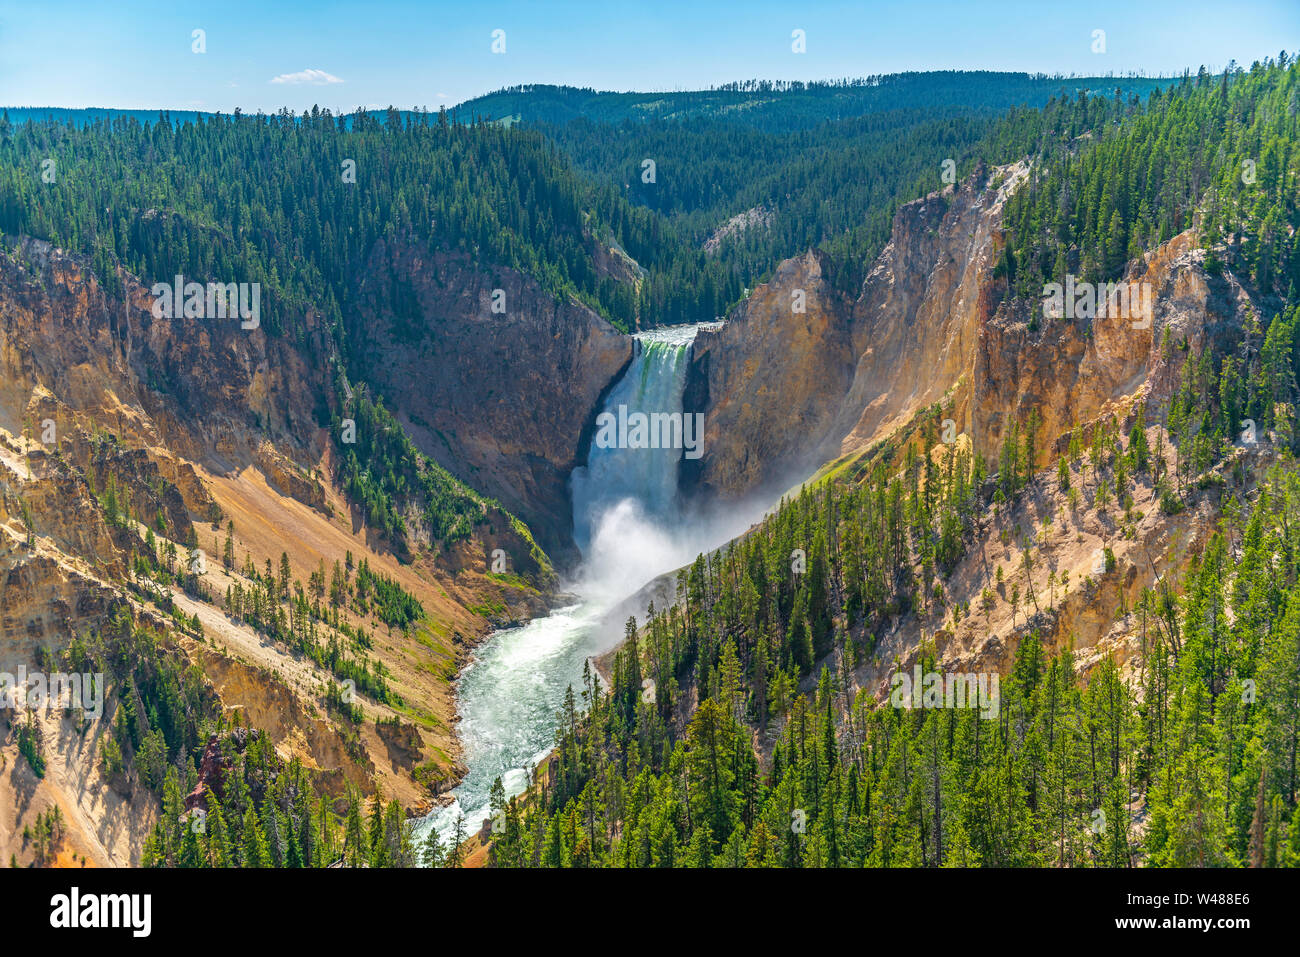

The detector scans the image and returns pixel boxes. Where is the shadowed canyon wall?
[349,240,634,560]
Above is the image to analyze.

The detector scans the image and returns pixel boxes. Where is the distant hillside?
[452,72,1174,131]
[4,71,1172,135]
[1,106,210,127]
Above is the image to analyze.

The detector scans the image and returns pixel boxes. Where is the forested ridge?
[457,72,1170,131]
[537,74,1170,298]
[999,56,1300,301]
[0,71,1172,337]
[0,108,586,558]
[0,106,643,339]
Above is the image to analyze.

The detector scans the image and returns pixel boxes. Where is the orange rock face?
[687,162,1253,500]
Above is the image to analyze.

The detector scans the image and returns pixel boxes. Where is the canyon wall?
[0,237,326,482]
[686,162,1257,500]
[0,234,568,864]
[678,160,1274,701]
[684,164,1028,500]
[349,241,634,559]
[974,229,1258,460]
[682,248,854,499]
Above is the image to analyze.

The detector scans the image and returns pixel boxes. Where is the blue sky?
[2,0,1298,112]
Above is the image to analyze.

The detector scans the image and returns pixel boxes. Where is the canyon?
[0,234,556,863]
[0,155,1276,866]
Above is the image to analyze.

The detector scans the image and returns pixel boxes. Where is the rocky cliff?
[834,163,1028,460]
[0,237,326,480]
[685,161,1256,501]
[684,164,1028,500]
[683,248,854,499]
[679,159,1275,703]
[974,229,1257,464]
[349,240,634,560]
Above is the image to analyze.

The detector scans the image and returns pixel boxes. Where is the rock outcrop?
[833,163,1027,459]
[683,248,854,499]
[0,236,325,483]
[974,229,1259,463]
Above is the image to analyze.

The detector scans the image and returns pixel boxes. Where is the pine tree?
[240,805,271,868]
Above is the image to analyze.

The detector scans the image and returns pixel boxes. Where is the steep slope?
[0,236,552,865]
[686,155,1277,677]
[685,163,1024,497]
[682,248,854,498]
[686,159,1256,497]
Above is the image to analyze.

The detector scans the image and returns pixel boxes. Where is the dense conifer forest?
[1000,57,1300,300]
[487,444,1300,867]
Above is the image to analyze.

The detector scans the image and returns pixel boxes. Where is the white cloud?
[270,68,343,86]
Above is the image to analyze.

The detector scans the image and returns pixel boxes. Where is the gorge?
[3,54,1297,876]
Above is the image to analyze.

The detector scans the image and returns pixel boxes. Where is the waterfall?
[419,322,738,851]
[570,324,700,558]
